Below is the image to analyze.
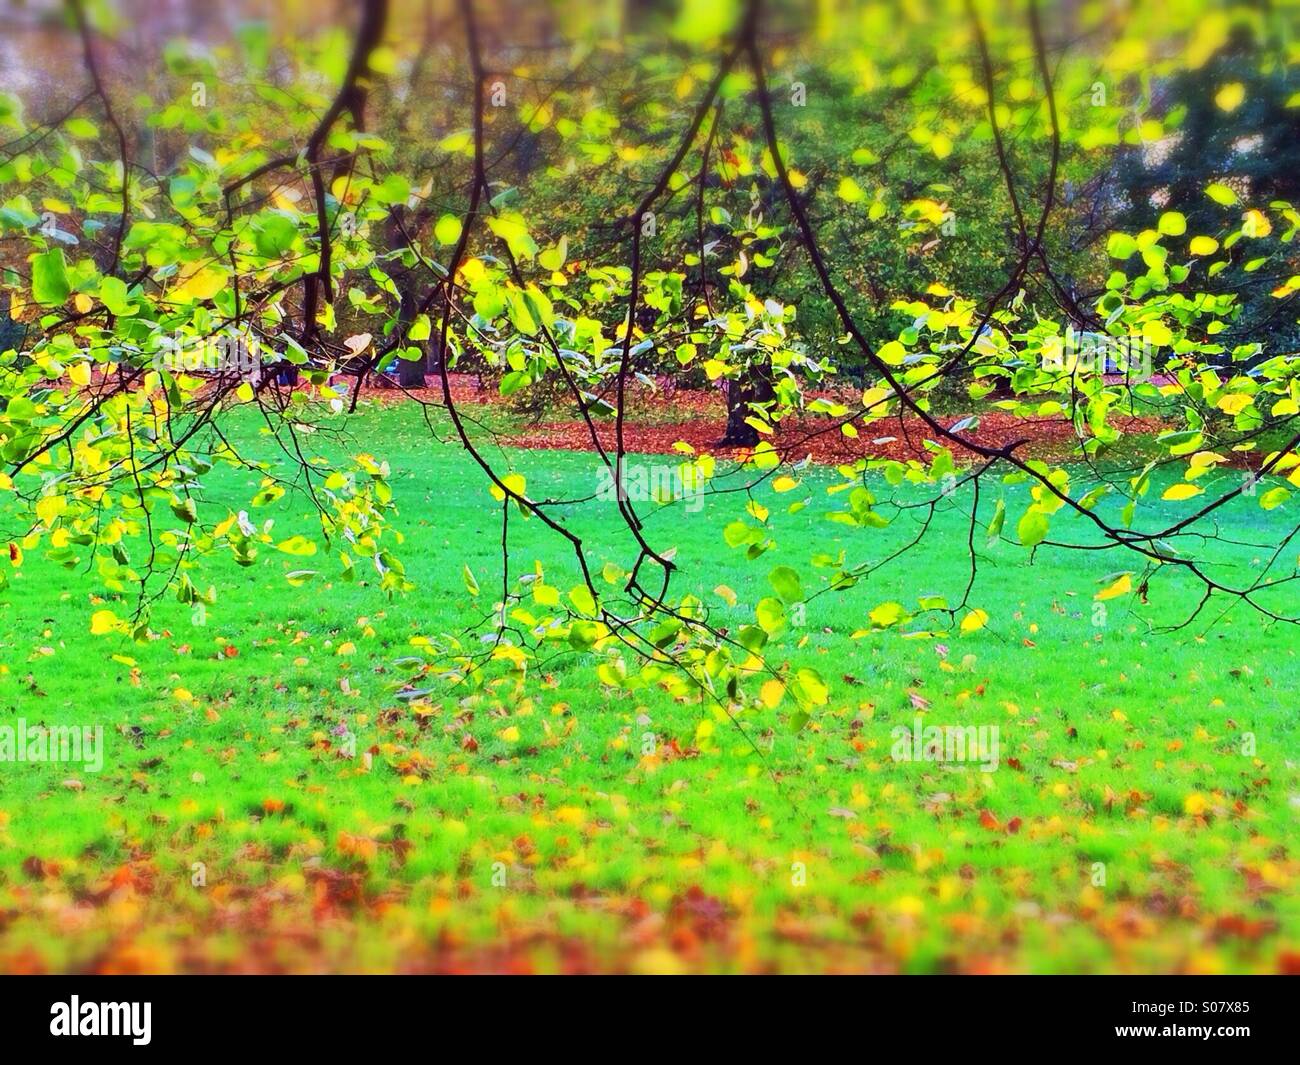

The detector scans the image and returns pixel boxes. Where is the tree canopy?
[2,0,1299,722]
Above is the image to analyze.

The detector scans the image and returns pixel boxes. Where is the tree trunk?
[386,205,437,388]
[720,368,776,447]
[398,346,427,387]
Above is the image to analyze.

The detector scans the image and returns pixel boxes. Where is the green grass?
[0,401,1296,973]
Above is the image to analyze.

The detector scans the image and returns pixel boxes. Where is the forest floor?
[360,372,1172,467]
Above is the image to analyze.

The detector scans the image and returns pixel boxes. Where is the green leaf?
[31,248,71,306]
[538,236,568,272]
[986,498,1006,544]
[789,667,829,707]
[671,0,739,43]
[434,214,462,246]
[869,601,906,627]
[568,584,597,616]
[252,212,298,258]
[98,275,136,316]
[1205,182,1237,206]
[64,117,99,138]
[372,174,409,206]
[1017,507,1049,547]
[756,596,786,635]
[836,176,865,203]
[749,441,780,470]
[1259,486,1290,511]
[1157,211,1187,236]
[768,565,803,605]
[1106,232,1136,259]
[170,498,198,523]
[486,213,537,260]
[462,564,480,596]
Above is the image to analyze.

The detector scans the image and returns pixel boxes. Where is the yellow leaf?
[35,495,66,525]
[1215,393,1252,415]
[90,609,120,635]
[863,387,894,413]
[1214,82,1245,112]
[1242,209,1272,238]
[1095,573,1132,601]
[170,265,229,303]
[749,441,780,471]
[837,176,865,203]
[1161,483,1203,501]
[489,472,526,502]
[870,601,906,627]
[960,609,988,634]
[760,679,785,708]
[498,725,521,743]
[874,344,904,370]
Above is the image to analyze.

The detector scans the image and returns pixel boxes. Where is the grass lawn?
[0,401,1296,973]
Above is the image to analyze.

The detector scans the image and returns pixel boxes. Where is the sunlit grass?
[0,401,1295,973]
